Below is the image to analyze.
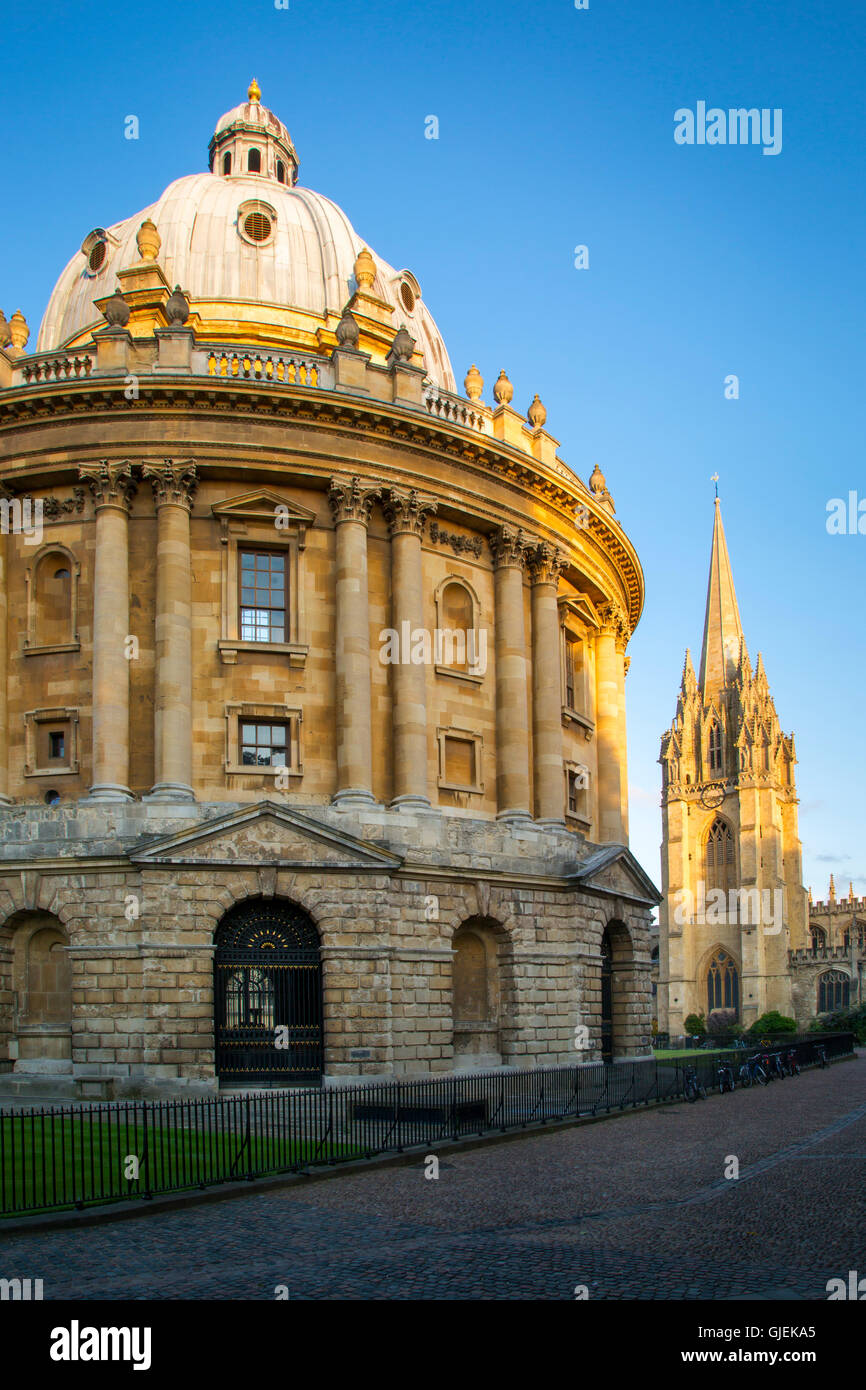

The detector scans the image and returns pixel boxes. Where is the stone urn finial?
[493,369,513,406]
[8,310,29,353]
[165,285,190,326]
[353,246,376,290]
[248,77,261,103]
[102,290,131,329]
[388,324,415,365]
[527,394,546,428]
[136,219,161,262]
[0,310,10,349]
[464,364,483,401]
[589,462,607,496]
[336,309,360,349]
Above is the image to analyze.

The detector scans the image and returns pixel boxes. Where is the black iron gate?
[600,929,613,1063]
[214,898,323,1086]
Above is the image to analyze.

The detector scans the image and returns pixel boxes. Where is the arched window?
[818,970,850,1013]
[440,581,473,670]
[810,926,827,954]
[707,949,739,1015]
[276,160,286,183]
[708,722,723,774]
[223,152,232,175]
[705,818,734,894]
[248,148,261,173]
[30,549,75,648]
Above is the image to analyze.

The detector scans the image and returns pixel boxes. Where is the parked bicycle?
[815,1043,828,1069]
[717,1059,735,1094]
[784,1048,801,1076]
[767,1051,786,1080]
[683,1063,707,1102]
[738,1053,768,1087]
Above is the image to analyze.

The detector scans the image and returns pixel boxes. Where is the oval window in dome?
[400,281,415,313]
[88,240,107,273]
[243,211,272,243]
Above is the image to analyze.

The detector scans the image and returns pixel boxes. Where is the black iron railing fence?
[0,1032,854,1219]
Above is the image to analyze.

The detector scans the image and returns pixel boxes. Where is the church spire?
[698,495,745,698]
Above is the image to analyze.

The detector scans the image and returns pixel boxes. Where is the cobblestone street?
[3,1054,865,1301]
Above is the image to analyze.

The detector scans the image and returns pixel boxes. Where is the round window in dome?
[400,281,415,313]
[88,240,107,273]
[244,211,271,242]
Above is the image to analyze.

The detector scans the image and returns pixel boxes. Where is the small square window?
[48,731,65,760]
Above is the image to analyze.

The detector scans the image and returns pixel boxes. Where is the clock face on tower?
[700,783,725,811]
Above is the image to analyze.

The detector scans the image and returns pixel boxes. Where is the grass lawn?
[653,1047,738,1060]
[0,1114,360,1217]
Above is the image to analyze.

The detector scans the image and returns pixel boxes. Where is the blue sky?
[2,0,863,898]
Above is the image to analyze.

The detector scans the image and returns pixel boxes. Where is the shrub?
[747,1010,797,1037]
[810,1003,866,1043]
[707,1009,737,1034]
[684,1012,706,1036]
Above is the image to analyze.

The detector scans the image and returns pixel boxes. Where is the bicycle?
[717,1059,735,1094]
[738,1053,768,1087]
[683,1063,707,1102]
[815,1043,828,1069]
[767,1051,786,1080]
[784,1048,801,1077]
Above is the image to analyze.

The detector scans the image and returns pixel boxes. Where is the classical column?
[142,460,197,802]
[490,526,531,822]
[328,477,380,807]
[596,601,628,843]
[383,487,437,810]
[80,461,137,801]
[618,648,630,839]
[0,487,11,804]
[529,542,566,825]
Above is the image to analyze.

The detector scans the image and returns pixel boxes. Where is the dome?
[36,83,457,391]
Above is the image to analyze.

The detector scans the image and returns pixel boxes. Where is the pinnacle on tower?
[698,496,745,698]
[829,874,836,903]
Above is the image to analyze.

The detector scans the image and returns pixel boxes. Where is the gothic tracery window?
[707,949,739,1015]
[705,817,734,894]
[818,970,849,1013]
[708,722,723,774]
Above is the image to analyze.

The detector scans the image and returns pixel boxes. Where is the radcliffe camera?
[0,0,862,1361]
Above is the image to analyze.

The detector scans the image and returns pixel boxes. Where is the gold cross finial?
[711,472,719,499]
[248,78,261,103]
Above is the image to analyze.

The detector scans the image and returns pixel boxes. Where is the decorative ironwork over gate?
[214,898,323,1085]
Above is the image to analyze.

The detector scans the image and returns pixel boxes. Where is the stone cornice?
[0,378,644,627]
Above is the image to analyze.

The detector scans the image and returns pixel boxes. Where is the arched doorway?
[3,912,72,1075]
[214,898,322,1086]
[600,930,613,1062]
[451,917,504,1069]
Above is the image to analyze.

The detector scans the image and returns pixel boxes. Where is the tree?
[747,1010,797,1037]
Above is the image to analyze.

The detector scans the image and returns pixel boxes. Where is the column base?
[86,783,134,802]
[496,809,533,826]
[0,795,13,806]
[144,783,196,803]
[331,788,378,809]
[534,816,567,829]
[389,794,433,812]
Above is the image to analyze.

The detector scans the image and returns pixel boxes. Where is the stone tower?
[657,498,808,1034]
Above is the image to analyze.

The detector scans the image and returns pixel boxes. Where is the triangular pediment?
[130,802,403,870]
[569,845,661,906]
[211,489,317,528]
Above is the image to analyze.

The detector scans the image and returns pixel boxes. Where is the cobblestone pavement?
[2,1055,865,1300]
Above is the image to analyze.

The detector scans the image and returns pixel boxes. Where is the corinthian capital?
[599,598,631,648]
[488,524,529,570]
[328,476,381,526]
[142,459,198,510]
[382,486,437,537]
[79,460,137,511]
[527,541,567,586]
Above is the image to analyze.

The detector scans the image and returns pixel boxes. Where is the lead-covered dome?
[36,82,456,390]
